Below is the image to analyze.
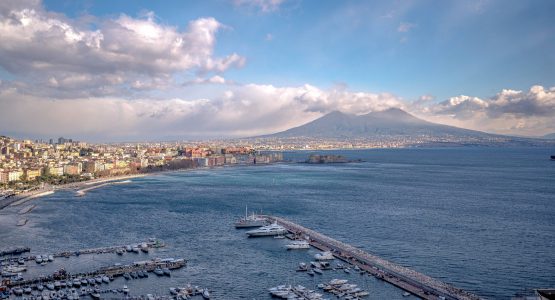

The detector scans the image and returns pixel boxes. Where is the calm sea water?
[1,148,554,299]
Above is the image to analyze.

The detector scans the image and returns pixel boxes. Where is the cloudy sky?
[0,0,554,141]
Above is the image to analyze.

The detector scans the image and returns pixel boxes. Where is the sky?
[0,0,554,141]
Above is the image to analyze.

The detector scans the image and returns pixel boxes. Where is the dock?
[0,247,30,257]
[263,215,481,300]
[5,258,186,288]
[1,239,165,263]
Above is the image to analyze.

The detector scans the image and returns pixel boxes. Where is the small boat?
[122,285,129,294]
[102,276,110,283]
[162,267,171,276]
[344,268,351,274]
[307,270,315,276]
[314,251,334,260]
[90,291,101,299]
[131,246,140,253]
[286,240,310,250]
[88,278,96,285]
[23,286,32,294]
[18,258,25,265]
[46,283,55,290]
[17,218,28,226]
[130,271,138,279]
[403,292,411,297]
[54,281,61,289]
[123,273,131,280]
[169,287,178,295]
[48,255,54,262]
[125,245,132,252]
[37,284,44,291]
[297,262,308,272]
[116,249,124,255]
[74,278,82,287]
[313,268,323,275]
[152,267,162,276]
[35,255,43,264]
[202,289,210,299]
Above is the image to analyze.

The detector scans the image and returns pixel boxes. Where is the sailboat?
[234,205,267,228]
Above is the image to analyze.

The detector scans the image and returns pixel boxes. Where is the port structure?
[262,215,481,300]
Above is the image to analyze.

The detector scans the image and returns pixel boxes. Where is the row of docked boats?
[318,279,369,299]
[169,284,210,299]
[269,284,325,300]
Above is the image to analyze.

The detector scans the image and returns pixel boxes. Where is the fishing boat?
[202,289,210,299]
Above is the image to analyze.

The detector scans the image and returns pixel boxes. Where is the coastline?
[0,162,283,210]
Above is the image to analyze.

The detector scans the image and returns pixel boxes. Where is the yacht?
[246,223,287,237]
[122,285,129,294]
[314,251,334,260]
[234,206,267,228]
[286,240,310,250]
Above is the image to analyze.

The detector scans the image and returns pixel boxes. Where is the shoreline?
[0,162,284,210]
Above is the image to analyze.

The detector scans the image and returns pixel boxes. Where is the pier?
[1,239,165,263]
[263,215,481,300]
[5,258,186,288]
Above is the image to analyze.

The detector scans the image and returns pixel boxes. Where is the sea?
[0,147,554,299]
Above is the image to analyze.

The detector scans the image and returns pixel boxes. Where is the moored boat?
[246,223,287,237]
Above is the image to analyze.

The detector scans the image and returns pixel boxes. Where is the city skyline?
[1,0,554,141]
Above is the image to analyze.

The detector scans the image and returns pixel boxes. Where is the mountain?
[264,108,489,139]
[542,133,555,139]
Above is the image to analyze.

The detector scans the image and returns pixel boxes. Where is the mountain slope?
[265,108,489,138]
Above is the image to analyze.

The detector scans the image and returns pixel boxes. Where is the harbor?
[0,239,199,300]
[258,215,481,300]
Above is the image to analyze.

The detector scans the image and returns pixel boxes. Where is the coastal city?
[0,135,283,196]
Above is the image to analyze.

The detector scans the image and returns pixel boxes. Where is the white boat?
[234,206,267,228]
[286,240,310,250]
[3,265,26,273]
[314,251,334,260]
[246,223,287,237]
[202,289,210,299]
[35,255,43,264]
[122,285,129,294]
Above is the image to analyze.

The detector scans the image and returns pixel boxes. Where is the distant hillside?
[542,133,555,139]
[263,108,490,139]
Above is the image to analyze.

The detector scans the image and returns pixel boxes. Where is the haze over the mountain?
[264,108,490,139]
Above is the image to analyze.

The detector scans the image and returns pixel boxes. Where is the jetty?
[0,247,30,257]
[5,258,186,288]
[262,215,481,300]
[1,239,165,263]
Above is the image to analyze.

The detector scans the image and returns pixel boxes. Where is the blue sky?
[0,0,554,140]
[42,0,555,100]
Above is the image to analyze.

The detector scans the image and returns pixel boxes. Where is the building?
[8,170,23,182]
[24,168,42,181]
[48,166,64,176]
[63,163,82,175]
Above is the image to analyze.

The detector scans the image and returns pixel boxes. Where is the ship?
[246,223,288,237]
[551,155,555,160]
[234,206,267,228]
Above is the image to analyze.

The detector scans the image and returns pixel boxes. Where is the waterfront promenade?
[264,215,481,300]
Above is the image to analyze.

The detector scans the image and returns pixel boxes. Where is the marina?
[261,215,481,300]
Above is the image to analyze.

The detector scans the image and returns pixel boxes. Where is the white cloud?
[411,85,555,136]
[397,22,416,33]
[0,1,244,95]
[233,0,285,12]
[0,83,403,141]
